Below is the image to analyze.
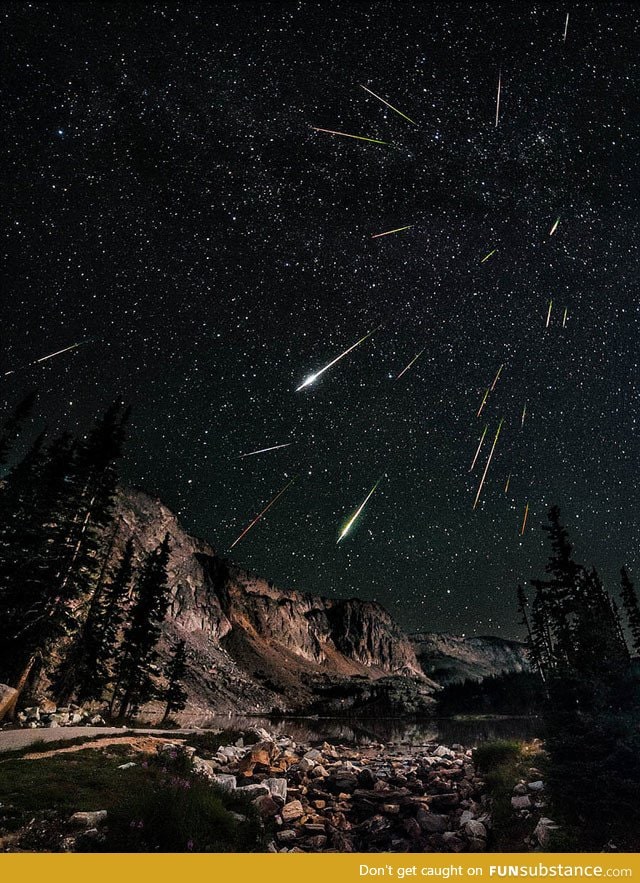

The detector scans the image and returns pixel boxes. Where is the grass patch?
[473,739,545,851]
[0,745,264,852]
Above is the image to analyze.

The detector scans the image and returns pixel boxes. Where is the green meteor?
[480,248,497,263]
[337,477,384,544]
[360,85,416,124]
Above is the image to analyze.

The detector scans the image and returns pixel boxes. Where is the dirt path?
[0,725,198,754]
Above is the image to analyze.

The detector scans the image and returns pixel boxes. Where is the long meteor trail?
[229,478,296,550]
[360,85,416,124]
[337,477,383,544]
[481,248,497,263]
[396,348,425,380]
[470,425,488,472]
[371,224,413,239]
[495,68,502,127]
[237,442,292,459]
[473,418,504,509]
[520,502,530,535]
[311,127,388,145]
[3,340,90,377]
[296,326,381,391]
[491,363,504,392]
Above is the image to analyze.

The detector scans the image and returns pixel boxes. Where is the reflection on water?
[188,714,541,747]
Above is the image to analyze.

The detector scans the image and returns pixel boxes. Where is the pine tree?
[161,639,188,722]
[0,390,37,467]
[620,567,640,655]
[112,535,171,719]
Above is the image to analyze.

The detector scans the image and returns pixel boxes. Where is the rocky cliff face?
[410,632,530,686]
[112,487,426,716]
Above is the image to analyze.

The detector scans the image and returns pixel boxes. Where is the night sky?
[3,2,639,637]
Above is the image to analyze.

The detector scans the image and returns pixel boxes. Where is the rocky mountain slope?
[75,487,527,718]
[410,632,530,686]
[112,488,432,716]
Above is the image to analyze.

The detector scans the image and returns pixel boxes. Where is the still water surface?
[190,715,541,746]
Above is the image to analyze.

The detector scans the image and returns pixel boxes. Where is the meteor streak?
[360,85,416,124]
[477,387,490,417]
[495,68,502,127]
[563,12,569,42]
[371,224,413,239]
[549,216,560,236]
[521,402,527,429]
[396,348,425,380]
[237,442,292,459]
[296,326,381,391]
[491,363,504,392]
[562,307,568,328]
[520,502,530,536]
[473,418,504,510]
[546,300,553,328]
[229,477,296,550]
[311,127,388,145]
[505,474,511,493]
[480,248,497,263]
[3,340,90,377]
[337,477,383,544]
[469,425,488,472]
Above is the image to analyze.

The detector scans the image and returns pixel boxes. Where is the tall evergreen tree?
[112,535,172,719]
[620,567,640,655]
[0,390,37,467]
[162,639,188,722]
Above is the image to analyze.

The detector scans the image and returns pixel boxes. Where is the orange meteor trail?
[396,348,425,380]
[360,85,415,124]
[371,225,413,238]
[520,502,530,536]
[473,418,504,510]
[229,478,296,550]
[470,425,488,472]
[311,127,388,145]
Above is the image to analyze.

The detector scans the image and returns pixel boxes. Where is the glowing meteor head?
[296,373,318,392]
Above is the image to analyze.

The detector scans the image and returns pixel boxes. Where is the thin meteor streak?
[563,12,569,42]
[477,387,490,417]
[360,85,416,124]
[521,402,527,429]
[469,425,488,472]
[505,474,511,493]
[311,126,388,145]
[546,300,553,328]
[520,502,530,536]
[371,224,413,239]
[495,68,502,127]
[480,248,497,263]
[296,325,381,391]
[229,477,296,550]
[237,442,292,459]
[337,477,383,544]
[491,363,504,392]
[3,340,89,377]
[473,418,504,510]
[562,307,568,328]
[549,216,560,236]
[396,348,425,380]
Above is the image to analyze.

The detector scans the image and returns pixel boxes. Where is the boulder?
[281,799,304,822]
[463,819,487,840]
[264,778,287,802]
[528,780,544,792]
[210,774,237,792]
[68,810,108,828]
[254,794,280,817]
[417,809,449,833]
[511,794,531,810]
[0,684,18,722]
[236,783,269,800]
[534,817,560,848]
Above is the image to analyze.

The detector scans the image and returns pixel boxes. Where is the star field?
[2,2,640,636]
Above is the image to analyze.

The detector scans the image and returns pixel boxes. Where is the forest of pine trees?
[518,506,640,849]
[0,394,188,722]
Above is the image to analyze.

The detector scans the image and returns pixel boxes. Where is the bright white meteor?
[3,340,90,377]
[337,477,384,544]
[360,85,416,124]
[296,326,381,391]
[237,442,292,459]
